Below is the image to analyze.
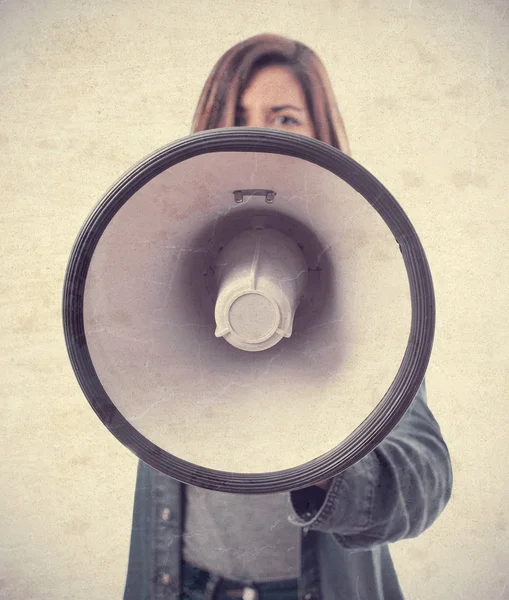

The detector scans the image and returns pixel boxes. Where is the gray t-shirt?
[183,485,300,582]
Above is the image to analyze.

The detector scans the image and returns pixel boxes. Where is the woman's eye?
[274,115,300,126]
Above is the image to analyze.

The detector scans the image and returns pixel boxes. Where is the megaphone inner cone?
[213,227,309,351]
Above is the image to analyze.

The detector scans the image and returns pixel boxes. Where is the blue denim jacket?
[123,380,452,600]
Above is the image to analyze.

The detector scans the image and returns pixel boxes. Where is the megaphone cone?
[63,128,434,493]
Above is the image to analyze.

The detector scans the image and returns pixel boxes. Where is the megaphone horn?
[63,127,434,493]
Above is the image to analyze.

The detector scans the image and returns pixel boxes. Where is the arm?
[288,379,453,550]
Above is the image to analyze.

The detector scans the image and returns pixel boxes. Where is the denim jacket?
[123,380,452,600]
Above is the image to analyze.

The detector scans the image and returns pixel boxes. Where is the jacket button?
[242,587,258,600]
[303,594,313,600]
[303,527,309,536]
[160,573,171,585]
[161,508,172,521]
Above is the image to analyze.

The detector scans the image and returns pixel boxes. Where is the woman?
[123,33,453,600]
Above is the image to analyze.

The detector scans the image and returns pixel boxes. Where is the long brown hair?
[190,33,350,155]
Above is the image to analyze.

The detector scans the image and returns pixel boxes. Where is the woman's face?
[236,65,316,139]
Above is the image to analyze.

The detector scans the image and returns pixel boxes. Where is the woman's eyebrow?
[236,104,304,113]
[271,105,304,112]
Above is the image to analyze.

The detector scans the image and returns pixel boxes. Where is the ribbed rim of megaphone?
[62,127,435,494]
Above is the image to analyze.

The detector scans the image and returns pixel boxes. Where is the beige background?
[1,0,508,599]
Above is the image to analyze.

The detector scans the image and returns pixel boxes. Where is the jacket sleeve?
[288,379,453,551]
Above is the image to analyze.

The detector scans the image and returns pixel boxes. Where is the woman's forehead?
[238,66,307,109]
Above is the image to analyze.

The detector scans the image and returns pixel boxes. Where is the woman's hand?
[314,479,333,491]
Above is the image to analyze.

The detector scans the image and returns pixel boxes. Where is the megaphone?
[62,128,434,494]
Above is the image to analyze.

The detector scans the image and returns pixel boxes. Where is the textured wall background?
[1,0,508,598]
